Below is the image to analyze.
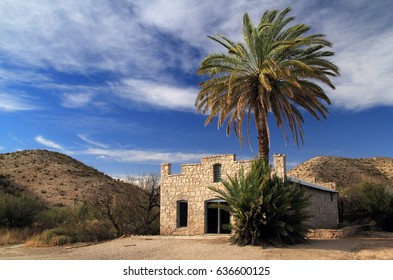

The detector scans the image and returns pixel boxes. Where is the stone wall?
[160,154,252,235]
[302,187,338,229]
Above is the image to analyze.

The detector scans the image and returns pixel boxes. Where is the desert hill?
[288,156,393,190]
[0,149,136,207]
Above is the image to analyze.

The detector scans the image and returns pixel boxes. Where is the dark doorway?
[205,200,231,234]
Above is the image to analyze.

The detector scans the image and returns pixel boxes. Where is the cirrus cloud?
[35,135,65,150]
[84,147,210,164]
[111,78,197,111]
[0,92,40,112]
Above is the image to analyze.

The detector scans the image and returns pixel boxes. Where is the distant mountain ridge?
[0,149,135,207]
[288,156,393,190]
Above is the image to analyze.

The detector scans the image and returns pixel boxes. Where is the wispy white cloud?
[77,134,109,149]
[0,0,191,75]
[84,147,210,164]
[0,68,52,86]
[34,134,210,164]
[133,0,268,54]
[0,92,39,112]
[112,78,197,111]
[331,30,393,110]
[35,135,65,150]
[34,133,210,164]
[311,1,393,111]
[61,92,94,108]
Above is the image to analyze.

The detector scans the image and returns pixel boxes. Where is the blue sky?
[1,0,392,177]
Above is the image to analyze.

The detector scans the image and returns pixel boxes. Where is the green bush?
[32,220,115,246]
[338,184,369,224]
[360,183,393,231]
[0,193,42,228]
[37,206,75,230]
[210,159,310,247]
[32,204,116,245]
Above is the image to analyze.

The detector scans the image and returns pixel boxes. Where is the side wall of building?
[303,188,339,229]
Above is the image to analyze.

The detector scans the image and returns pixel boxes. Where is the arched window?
[177,200,188,227]
[213,163,222,182]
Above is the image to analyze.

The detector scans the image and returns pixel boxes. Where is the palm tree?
[195,7,340,160]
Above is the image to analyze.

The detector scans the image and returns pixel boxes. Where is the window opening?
[213,164,222,182]
[177,200,188,227]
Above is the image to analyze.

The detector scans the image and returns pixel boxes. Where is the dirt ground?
[0,231,392,260]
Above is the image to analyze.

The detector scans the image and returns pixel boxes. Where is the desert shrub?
[28,228,74,246]
[360,183,393,231]
[37,206,75,230]
[338,184,369,224]
[338,183,393,231]
[30,221,115,246]
[0,193,42,228]
[210,159,310,247]
[31,204,116,246]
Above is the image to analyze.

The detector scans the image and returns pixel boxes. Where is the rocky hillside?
[0,149,136,207]
[288,156,393,190]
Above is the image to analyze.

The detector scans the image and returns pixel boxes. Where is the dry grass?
[25,230,73,247]
[0,228,39,246]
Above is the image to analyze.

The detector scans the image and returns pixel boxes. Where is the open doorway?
[205,200,231,234]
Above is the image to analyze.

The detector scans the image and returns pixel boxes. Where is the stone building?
[160,154,338,235]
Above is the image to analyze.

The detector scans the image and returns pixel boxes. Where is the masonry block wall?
[303,188,338,228]
[160,154,252,235]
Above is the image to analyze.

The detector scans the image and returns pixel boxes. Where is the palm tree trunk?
[254,107,269,162]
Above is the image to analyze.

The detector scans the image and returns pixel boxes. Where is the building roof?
[288,176,338,193]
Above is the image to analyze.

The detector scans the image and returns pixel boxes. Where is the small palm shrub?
[360,183,393,231]
[210,159,310,246]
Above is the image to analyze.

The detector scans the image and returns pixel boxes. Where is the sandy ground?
[0,231,392,260]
